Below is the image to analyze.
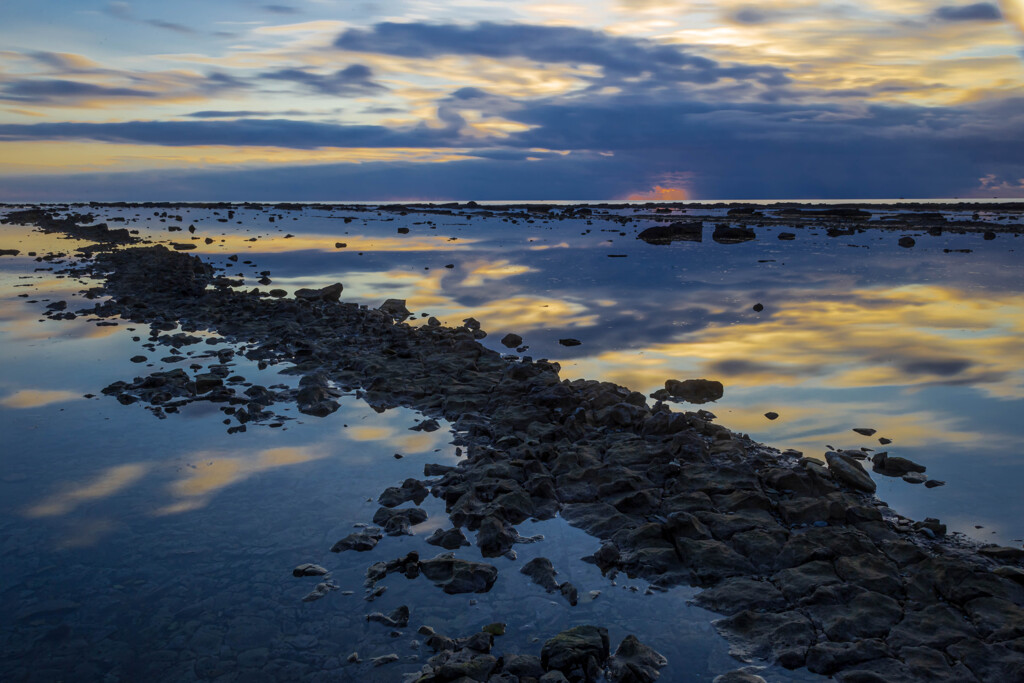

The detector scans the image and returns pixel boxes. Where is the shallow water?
[0,203,1021,681]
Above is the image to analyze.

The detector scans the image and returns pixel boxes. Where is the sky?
[0,0,1023,200]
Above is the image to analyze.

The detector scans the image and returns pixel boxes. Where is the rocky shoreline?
[3,206,1024,681]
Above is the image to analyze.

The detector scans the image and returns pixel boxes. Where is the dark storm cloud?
[261,65,386,95]
[933,3,1002,21]
[335,22,789,86]
[0,118,458,149]
[0,79,157,103]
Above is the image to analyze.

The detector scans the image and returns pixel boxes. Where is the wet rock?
[824,451,876,492]
[924,479,945,488]
[764,412,778,420]
[752,303,763,312]
[521,557,561,592]
[501,333,523,348]
[714,610,815,669]
[301,581,338,602]
[419,553,498,594]
[331,527,383,552]
[372,507,428,536]
[377,479,429,507]
[805,639,890,676]
[379,299,411,319]
[541,625,609,682]
[295,282,343,302]
[712,225,756,244]
[637,222,702,244]
[426,527,470,550]
[371,654,398,666]
[292,563,329,577]
[476,515,517,557]
[559,338,582,347]
[663,378,723,404]
[194,373,223,394]
[693,577,787,615]
[902,472,928,484]
[898,236,916,248]
[870,452,926,476]
[367,605,409,628]
[777,232,795,241]
[606,635,668,682]
[852,427,876,436]
[978,544,1024,562]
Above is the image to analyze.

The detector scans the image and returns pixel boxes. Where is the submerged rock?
[419,553,498,594]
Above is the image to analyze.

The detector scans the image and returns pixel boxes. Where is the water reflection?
[0,389,80,409]
[26,464,149,518]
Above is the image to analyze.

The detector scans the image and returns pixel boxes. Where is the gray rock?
[301,581,338,602]
[426,527,470,550]
[372,506,428,536]
[825,451,876,492]
[419,553,498,594]
[379,299,411,319]
[606,634,668,682]
[714,609,815,669]
[292,563,329,577]
[541,625,609,681]
[367,605,410,628]
[521,557,560,592]
[331,527,382,552]
[294,282,343,302]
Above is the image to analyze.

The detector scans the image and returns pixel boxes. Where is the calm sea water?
[0,203,1020,681]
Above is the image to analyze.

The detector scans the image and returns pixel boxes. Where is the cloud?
[261,64,386,95]
[0,118,458,148]
[934,3,1003,21]
[335,21,790,87]
[262,4,300,14]
[0,79,158,103]
[184,109,309,118]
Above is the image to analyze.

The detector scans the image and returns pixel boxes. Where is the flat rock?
[825,451,876,492]
[541,625,610,681]
[419,553,498,594]
[663,378,724,404]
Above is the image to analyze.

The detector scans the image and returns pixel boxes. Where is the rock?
[541,625,610,681]
[371,654,398,666]
[824,451,876,492]
[331,527,383,552]
[194,373,223,394]
[752,303,764,312]
[712,225,756,244]
[379,299,411,319]
[335,242,347,248]
[853,427,876,436]
[0,248,21,256]
[501,333,523,348]
[378,479,429,507]
[292,563,329,577]
[346,652,359,663]
[777,232,796,241]
[606,635,668,682]
[978,545,1024,562]
[521,557,561,592]
[367,605,409,628]
[295,282,343,302]
[693,577,787,615]
[130,355,147,363]
[663,378,724,404]
[870,452,926,475]
[559,338,582,347]
[372,507,428,536]
[301,581,338,602]
[924,479,945,488]
[426,527,470,550]
[714,610,815,669]
[898,236,916,248]
[902,472,928,484]
[476,515,517,557]
[482,622,506,636]
[764,412,779,420]
[419,553,498,594]
[637,222,702,244]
